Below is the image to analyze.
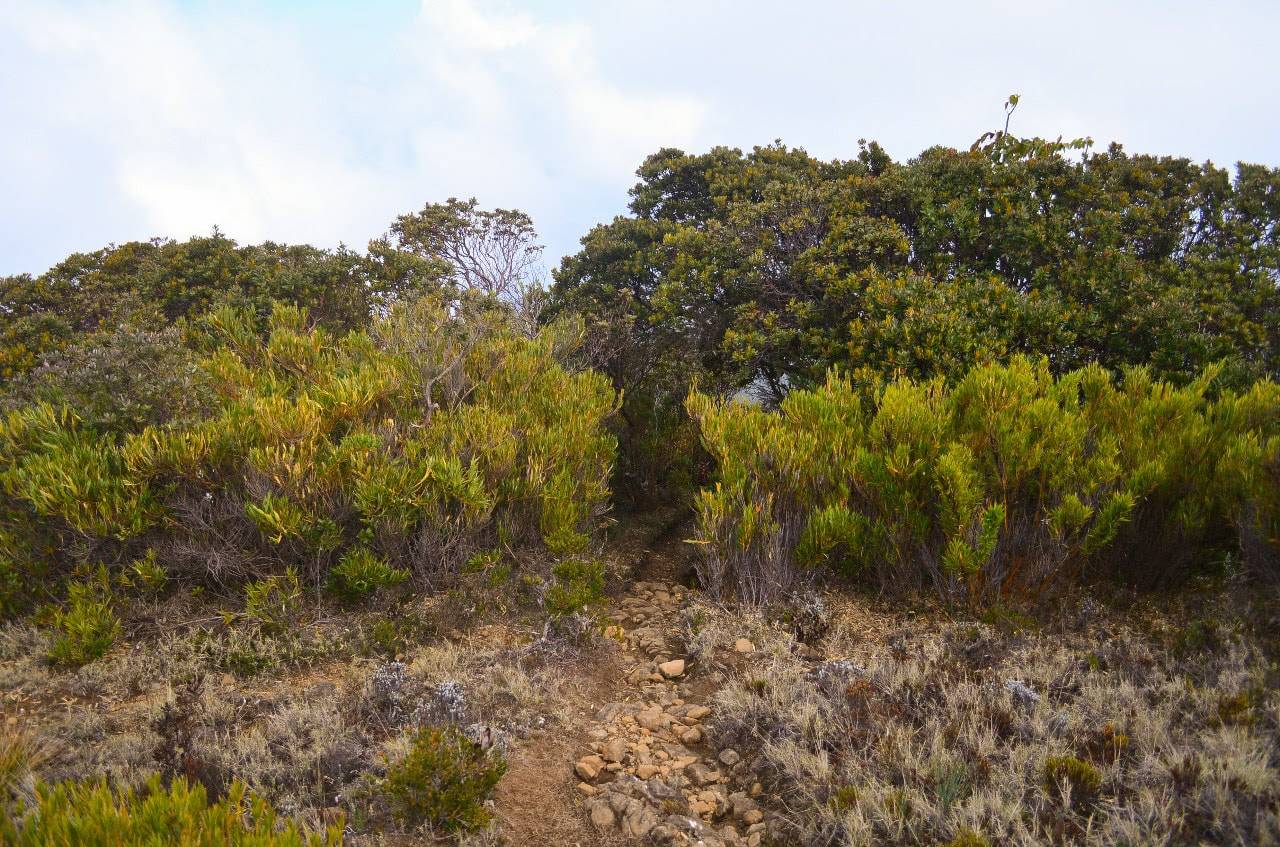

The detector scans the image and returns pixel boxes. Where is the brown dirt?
[490,638,631,846]
[489,517,696,846]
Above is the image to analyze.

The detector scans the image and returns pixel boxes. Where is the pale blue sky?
[3,0,1278,276]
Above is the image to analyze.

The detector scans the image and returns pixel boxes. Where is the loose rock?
[588,798,616,828]
[575,754,605,782]
[659,658,686,678]
[602,737,627,763]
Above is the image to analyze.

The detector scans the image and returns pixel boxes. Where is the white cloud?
[1,0,1276,277]
[412,0,706,177]
[0,0,708,273]
[424,0,538,51]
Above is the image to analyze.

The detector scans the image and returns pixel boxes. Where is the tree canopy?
[551,134,1280,401]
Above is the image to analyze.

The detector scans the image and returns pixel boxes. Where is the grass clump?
[384,725,506,833]
[946,828,991,847]
[703,594,1278,846]
[1043,755,1103,802]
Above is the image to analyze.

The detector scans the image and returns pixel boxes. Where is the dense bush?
[0,233,444,386]
[550,129,1280,501]
[688,356,1280,604]
[0,324,213,435]
[0,292,617,618]
[383,725,506,833]
[326,548,409,602]
[0,775,342,845]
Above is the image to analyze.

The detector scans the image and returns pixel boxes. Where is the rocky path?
[568,574,770,847]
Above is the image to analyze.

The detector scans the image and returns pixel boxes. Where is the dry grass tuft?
[698,593,1280,846]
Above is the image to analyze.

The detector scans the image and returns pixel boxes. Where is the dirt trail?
[494,518,768,847]
[492,518,688,846]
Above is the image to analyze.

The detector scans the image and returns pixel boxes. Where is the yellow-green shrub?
[545,558,606,616]
[242,568,302,634]
[0,404,159,539]
[1,775,341,845]
[688,356,1279,604]
[327,547,409,601]
[48,577,120,667]
[0,293,617,616]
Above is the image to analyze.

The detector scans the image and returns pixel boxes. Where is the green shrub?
[359,613,435,658]
[327,548,409,601]
[461,550,511,589]
[0,775,341,845]
[688,356,1279,605]
[0,548,38,619]
[0,404,160,539]
[550,137,1280,511]
[47,579,120,667]
[127,549,169,595]
[383,725,506,833]
[545,558,606,616]
[0,324,213,435]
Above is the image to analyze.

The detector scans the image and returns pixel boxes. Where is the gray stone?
[621,799,659,838]
[588,798,616,828]
[688,762,721,786]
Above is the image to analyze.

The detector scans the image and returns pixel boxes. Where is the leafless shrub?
[157,489,260,586]
[388,198,544,307]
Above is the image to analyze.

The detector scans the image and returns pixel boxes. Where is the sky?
[2,0,1278,277]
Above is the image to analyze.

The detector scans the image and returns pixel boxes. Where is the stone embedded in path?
[588,798,616,828]
[575,754,605,781]
[620,799,659,837]
[572,575,776,847]
[659,658,686,678]
[602,737,627,763]
[687,762,722,786]
[636,705,667,731]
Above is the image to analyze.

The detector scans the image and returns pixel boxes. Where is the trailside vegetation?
[0,292,616,618]
[550,115,1280,502]
[687,356,1279,604]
